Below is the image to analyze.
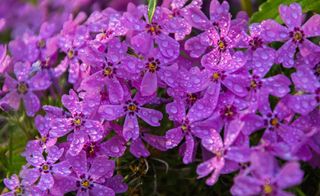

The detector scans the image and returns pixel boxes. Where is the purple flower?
[48,90,105,156]
[123,4,180,62]
[231,152,303,196]
[165,98,221,164]
[3,174,43,196]
[1,61,51,116]
[261,3,320,67]
[161,0,202,40]
[22,146,71,191]
[196,120,250,185]
[287,62,320,115]
[98,91,163,141]
[241,98,304,148]
[65,151,116,196]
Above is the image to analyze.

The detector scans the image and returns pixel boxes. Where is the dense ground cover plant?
[0,0,319,195]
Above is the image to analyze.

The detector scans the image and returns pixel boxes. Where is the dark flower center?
[146,22,162,35]
[42,164,49,171]
[145,58,160,73]
[37,39,46,48]
[217,38,227,52]
[249,37,263,50]
[220,105,237,120]
[73,118,82,126]
[98,30,114,41]
[187,94,197,105]
[17,82,29,94]
[290,27,304,43]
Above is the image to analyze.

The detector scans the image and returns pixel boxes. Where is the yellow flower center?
[15,187,23,194]
[73,118,82,126]
[250,80,257,89]
[41,136,47,143]
[67,49,74,59]
[103,67,113,76]
[218,40,226,50]
[263,184,273,194]
[42,164,49,171]
[293,32,303,42]
[212,72,220,80]
[81,180,90,188]
[128,104,137,112]
[181,124,188,132]
[270,117,279,126]
[148,62,157,72]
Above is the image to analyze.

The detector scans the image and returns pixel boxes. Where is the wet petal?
[23,92,40,116]
[184,7,210,30]
[101,136,126,158]
[123,114,139,141]
[264,74,291,97]
[83,120,104,142]
[91,184,115,196]
[140,71,158,97]
[275,162,303,189]
[183,134,195,164]
[28,71,51,91]
[47,145,64,163]
[52,161,71,176]
[98,105,125,121]
[155,34,180,61]
[165,127,184,149]
[261,19,289,42]
[106,77,124,104]
[287,95,317,115]
[37,173,54,190]
[89,156,114,179]
[137,107,163,126]
[302,14,320,37]
[130,137,150,158]
[14,61,31,81]
[279,3,302,29]
[201,129,223,152]
[276,41,296,68]
[68,59,80,84]
[68,131,89,156]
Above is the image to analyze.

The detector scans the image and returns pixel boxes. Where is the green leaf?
[148,0,157,23]
[250,0,320,23]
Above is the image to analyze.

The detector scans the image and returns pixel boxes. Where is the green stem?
[240,0,253,16]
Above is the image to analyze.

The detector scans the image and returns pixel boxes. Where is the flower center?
[67,49,75,59]
[103,67,113,76]
[37,39,46,48]
[128,104,137,112]
[146,23,162,35]
[270,117,279,127]
[249,37,263,50]
[187,94,197,105]
[220,105,237,120]
[217,38,227,51]
[17,82,29,94]
[145,58,160,73]
[73,117,82,127]
[15,187,23,194]
[263,184,273,194]
[81,180,91,188]
[290,28,304,43]
[41,136,47,143]
[181,124,188,132]
[42,164,49,171]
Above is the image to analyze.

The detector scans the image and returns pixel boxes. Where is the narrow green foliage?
[148,0,157,23]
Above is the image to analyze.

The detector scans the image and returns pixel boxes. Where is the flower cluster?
[0,0,320,195]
